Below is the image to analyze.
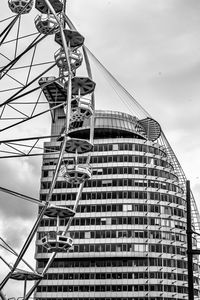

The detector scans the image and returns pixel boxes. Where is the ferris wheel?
[0,0,95,299]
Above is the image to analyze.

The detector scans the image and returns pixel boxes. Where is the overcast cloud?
[0,0,200,297]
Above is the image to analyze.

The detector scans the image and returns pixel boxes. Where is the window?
[102,179,112,187]
[123,204,132,211]
[113,144,119,150]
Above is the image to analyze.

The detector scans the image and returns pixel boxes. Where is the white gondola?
[55,48,83,71]
[34,14,58,35]
[70,97,94,122]
[8,0,34,14]
[41,232,73,252]
[60,163,92,184]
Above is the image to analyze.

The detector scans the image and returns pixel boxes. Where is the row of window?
[44,155,172,169]
[44,142,167,157]
[37,242,186,255]
[149,192,184,204]
[76,203,160,213]
[44,163,176,182]
[37,257,188,269]
[84,177,178,188]
[36,284,188,294]
[39,202,185,217]
[41,178,181,194]
[39,216,186,229]
[41,191,147,201]
[39,215,186,229]
[43,271,188,281]
[78,203,185,217]
[41,191,183,205]
[38,229,186,242]
[72,229,186,242]
[40,192,185,206]
[73,229,184,242]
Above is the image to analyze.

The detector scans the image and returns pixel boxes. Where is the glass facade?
[35,110,199,300]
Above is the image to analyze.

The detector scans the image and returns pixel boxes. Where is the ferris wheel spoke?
[3,71,25,86]
[0,62,56,108]
[7,103,29,117]
[0,255,11,269]
[0,186,42,205]
[0,15,15,24]
[0,134,61,158]
[0,134,60,144]
[0,32,44,79]
[14,15,21,59]
[0,101,64,135]
[0,52,12,62]
[0,87,21,93]
[0,151,60,159]
[1,32,38,46]
[0,14,19,45]
[29,90,43,117]
[0,238,37,273]
[25,44,37,85]
[4,142,26,155]
[9,60,54,71]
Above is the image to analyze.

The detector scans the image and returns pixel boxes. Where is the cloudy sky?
[0,0,200,297]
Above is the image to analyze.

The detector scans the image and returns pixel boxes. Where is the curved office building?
[35,110,199,300]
